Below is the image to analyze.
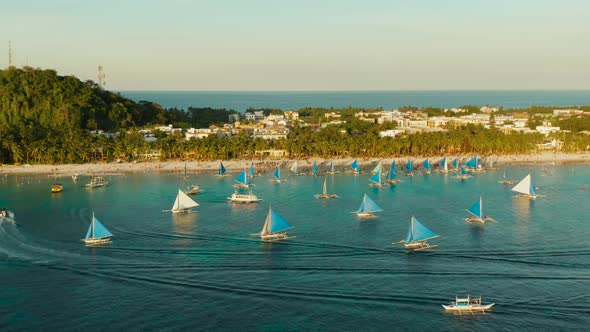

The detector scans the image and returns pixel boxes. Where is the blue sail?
[249,162,255,177]
[388,164,397,180]
[351,159,359,172]
[219,162,226,175]
[269,209,293,233]
[86,215,113,239]
[460,167,467,176]
[530,184,537,196]
[312,161,318,176]
[369,170,382,184]
[358,194,382,213]
[390,162,397,174]
[274,167,281,180]
[235,170,248,185]
[409,216,438,243]
[439,157,447,169]
[406,160,413,172]
[465,155,478,168]
[452,158,459,168]
[422,158,431,171]
[468,197,483,219]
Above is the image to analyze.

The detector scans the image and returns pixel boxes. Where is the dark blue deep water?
[1,165,590,330]
[119,90,590,111]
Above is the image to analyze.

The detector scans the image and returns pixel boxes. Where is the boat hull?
[261,233,295,242]
[355,212,377,219]
[314,194,338,199]
[442,303,495,312]
[82,237,112,246]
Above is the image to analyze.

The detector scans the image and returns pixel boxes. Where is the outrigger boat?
[451,158,459,170]
[352,194,383,218]
[512,174,542,199]
[465,155,482,172]
[167,189,199,213]
[186,184,202,195]
[326,160,338,174]
[227,191,262,204]
[465,196,494,223]
[438,157,449,173]
[85,176,109,188]
[233,170,254,188]
[82,212,113,246]
[248,162,260,177]
[387,162,401,184]
[372,161,383,174]
[405,160,414,177]
[422,158,431,174]
[498,170,517,185]
[51,183,63,193]
[311,161,319,176]
[272,166,286,183]
[369,169,386,188]
[182,161,190,179]
[396,216,439,251]
[456,167,472,180]
[442,295,495,313]
[315,178,338,199]
[290,161,303,176]
[351,159,360,174]
[251,206,295,242]
[216,162,229,177]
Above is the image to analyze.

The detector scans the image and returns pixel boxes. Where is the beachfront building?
[536,126,561,136]
[444,108,468,114]
[379,129,405,138]
[185,128,215,140]
[255,149,289,158]
[252,128,289,140]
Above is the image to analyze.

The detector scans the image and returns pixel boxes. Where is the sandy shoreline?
[1,152,589,176]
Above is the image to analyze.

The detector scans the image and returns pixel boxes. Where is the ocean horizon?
[119,90,590,112]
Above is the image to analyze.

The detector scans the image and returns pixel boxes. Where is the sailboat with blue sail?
[422,158,431,174]
[272,166,286,183]
[82,212,113,246]
[249,162,260,177]
[452,158,459,170]
[217,162,228,177]
[465,155,481,171]
[396,216,439,251]
[234,170,254,188]
[251,206,295,242]
[438,157,449,173]
[456,167,472,180]
[326,160,337,174]
[387,162,401,184]
[351,159,360,174]
[465,196,494,223]
[353,194,383,218]
[315,178,338,199]
[369,169,386,187]
[311,161,319,176]
[405,160,414,176]
[512,174,542,199]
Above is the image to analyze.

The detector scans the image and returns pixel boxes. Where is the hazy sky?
[2,0,589,90]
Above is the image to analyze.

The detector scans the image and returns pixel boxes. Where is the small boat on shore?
[405,160,414,177]
[326,160,338,174]
[85,176,109,188]
[251,206,295,242]
[216,162,229,177]
[351,159,360,174]
[51,183,63,193]
[442,296,495,313]
[438,157,448,173]
[353,194,382,218]
[315,178,338,199]
[422,158,431,174]
[82,212,113,246]
[227,191,262,203]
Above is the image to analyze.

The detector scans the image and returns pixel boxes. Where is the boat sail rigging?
[252,206,295,242]
[422,158,431,174]
[369,169,385,187]
[234,170,253,188]
[465,196,494,223]
[315,178,338,199]
[82,212,113,246]
[511,174,541,199]
[398,216,439,251]
[353,194,383,218]
[170,189,199,213]
[272,166,286,183]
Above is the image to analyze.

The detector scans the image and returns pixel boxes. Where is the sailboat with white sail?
[465,196,494,223]
[290,161,302,176]
[234,170,254,188]
[396,216,439,251]
[438,157,449,173]
[372,161,383,174]
[512,174,542,199]
[272,166,286,183]
[387,162,401,184]
[369,169,386,187]
[167,189,200,213]
[422,158,431,174]
[82,212,113,246]
[352,194,383,218]
[314,178,338,199]
[251,206,295,242]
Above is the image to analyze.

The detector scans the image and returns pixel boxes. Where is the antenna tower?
[97,65,106,88]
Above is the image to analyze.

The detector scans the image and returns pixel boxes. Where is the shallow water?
[1,165,589,330]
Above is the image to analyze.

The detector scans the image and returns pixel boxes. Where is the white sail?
[323,178,328,195]
[372,161,382,174]
[260,208,272,236]
[290,161,298,173]
[511,174,531,195]
[172,189,199,211]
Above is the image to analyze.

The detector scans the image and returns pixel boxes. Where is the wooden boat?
[315,178,338,199]
[352,194,382,218]
[251,206,295,242]
[512,174,542,199]
[82,212,113,246]
[442,296,495,313]
[227,191,262,204]
[396,216,439,251]
[85,176,109,188]
[168,189,199,213]
[465,196,494,223]
[186,185,202,195]
[51,183,63,193]
[233,170,254,188]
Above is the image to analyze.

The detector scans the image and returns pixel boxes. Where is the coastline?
[1,152,589,176]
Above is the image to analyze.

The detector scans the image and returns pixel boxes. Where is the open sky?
[1,0,589,90]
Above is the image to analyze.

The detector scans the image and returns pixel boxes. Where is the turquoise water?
[119,90,590,111]
[1,165,590,330]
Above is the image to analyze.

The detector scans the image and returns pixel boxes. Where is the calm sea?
[119,90,590,111]
[1,165,589,330]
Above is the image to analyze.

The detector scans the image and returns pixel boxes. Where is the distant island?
[1,67,590,166]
